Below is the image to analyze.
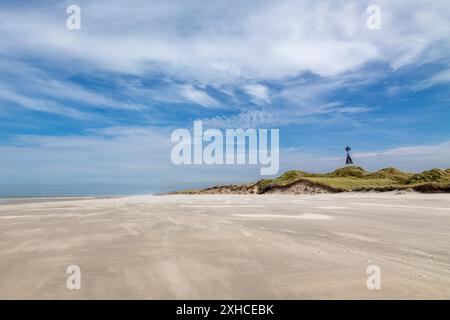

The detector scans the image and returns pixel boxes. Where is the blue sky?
[1,0,450,195]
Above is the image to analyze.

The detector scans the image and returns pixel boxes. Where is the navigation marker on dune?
[345,145,354,165]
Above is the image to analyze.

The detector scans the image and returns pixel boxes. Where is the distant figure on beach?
[345,146,353,165]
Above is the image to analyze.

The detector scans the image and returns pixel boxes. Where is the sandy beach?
[1,193,449,299]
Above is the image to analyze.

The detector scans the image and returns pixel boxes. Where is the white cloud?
[0,87,90,119]
[201,102,372,128]
[179,85,220,108]
[337,106,373,113]
[39,80,146,111]
[0,58,147,113]
[0,0,448,83]
[354,142,450,159]
[243,84,270,104]
[0,0,447,124]
[413,69,450,90]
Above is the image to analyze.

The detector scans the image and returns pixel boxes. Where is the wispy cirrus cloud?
[0,0,448,122]
[0,58,147,117]
[412,69,450,91]
[354,142,450,159]
[0,87,91,119]
[179,85,220,108]
[201,102,373,128]
[1,0,449,82]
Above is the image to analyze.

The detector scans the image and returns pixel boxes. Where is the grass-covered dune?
[258,166,450,193]
[175,166,450,194]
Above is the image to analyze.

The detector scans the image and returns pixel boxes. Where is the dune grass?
[257,166,450,192]
[306,177,397,190]
[173,166,450,194]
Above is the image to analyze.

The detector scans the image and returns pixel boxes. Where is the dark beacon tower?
[345,145,353,165]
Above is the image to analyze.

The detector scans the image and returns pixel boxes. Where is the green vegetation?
[257,166,450,192]
[306,177,396,190]
[258,170,316,190]
[366,167,413,182]
[406,168,450,185]
[173,166,450,195]
[328,166,368,178]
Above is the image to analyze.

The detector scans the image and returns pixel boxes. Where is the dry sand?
[0,192,449,299]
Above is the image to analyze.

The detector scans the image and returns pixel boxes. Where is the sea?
[0,196,98,205]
